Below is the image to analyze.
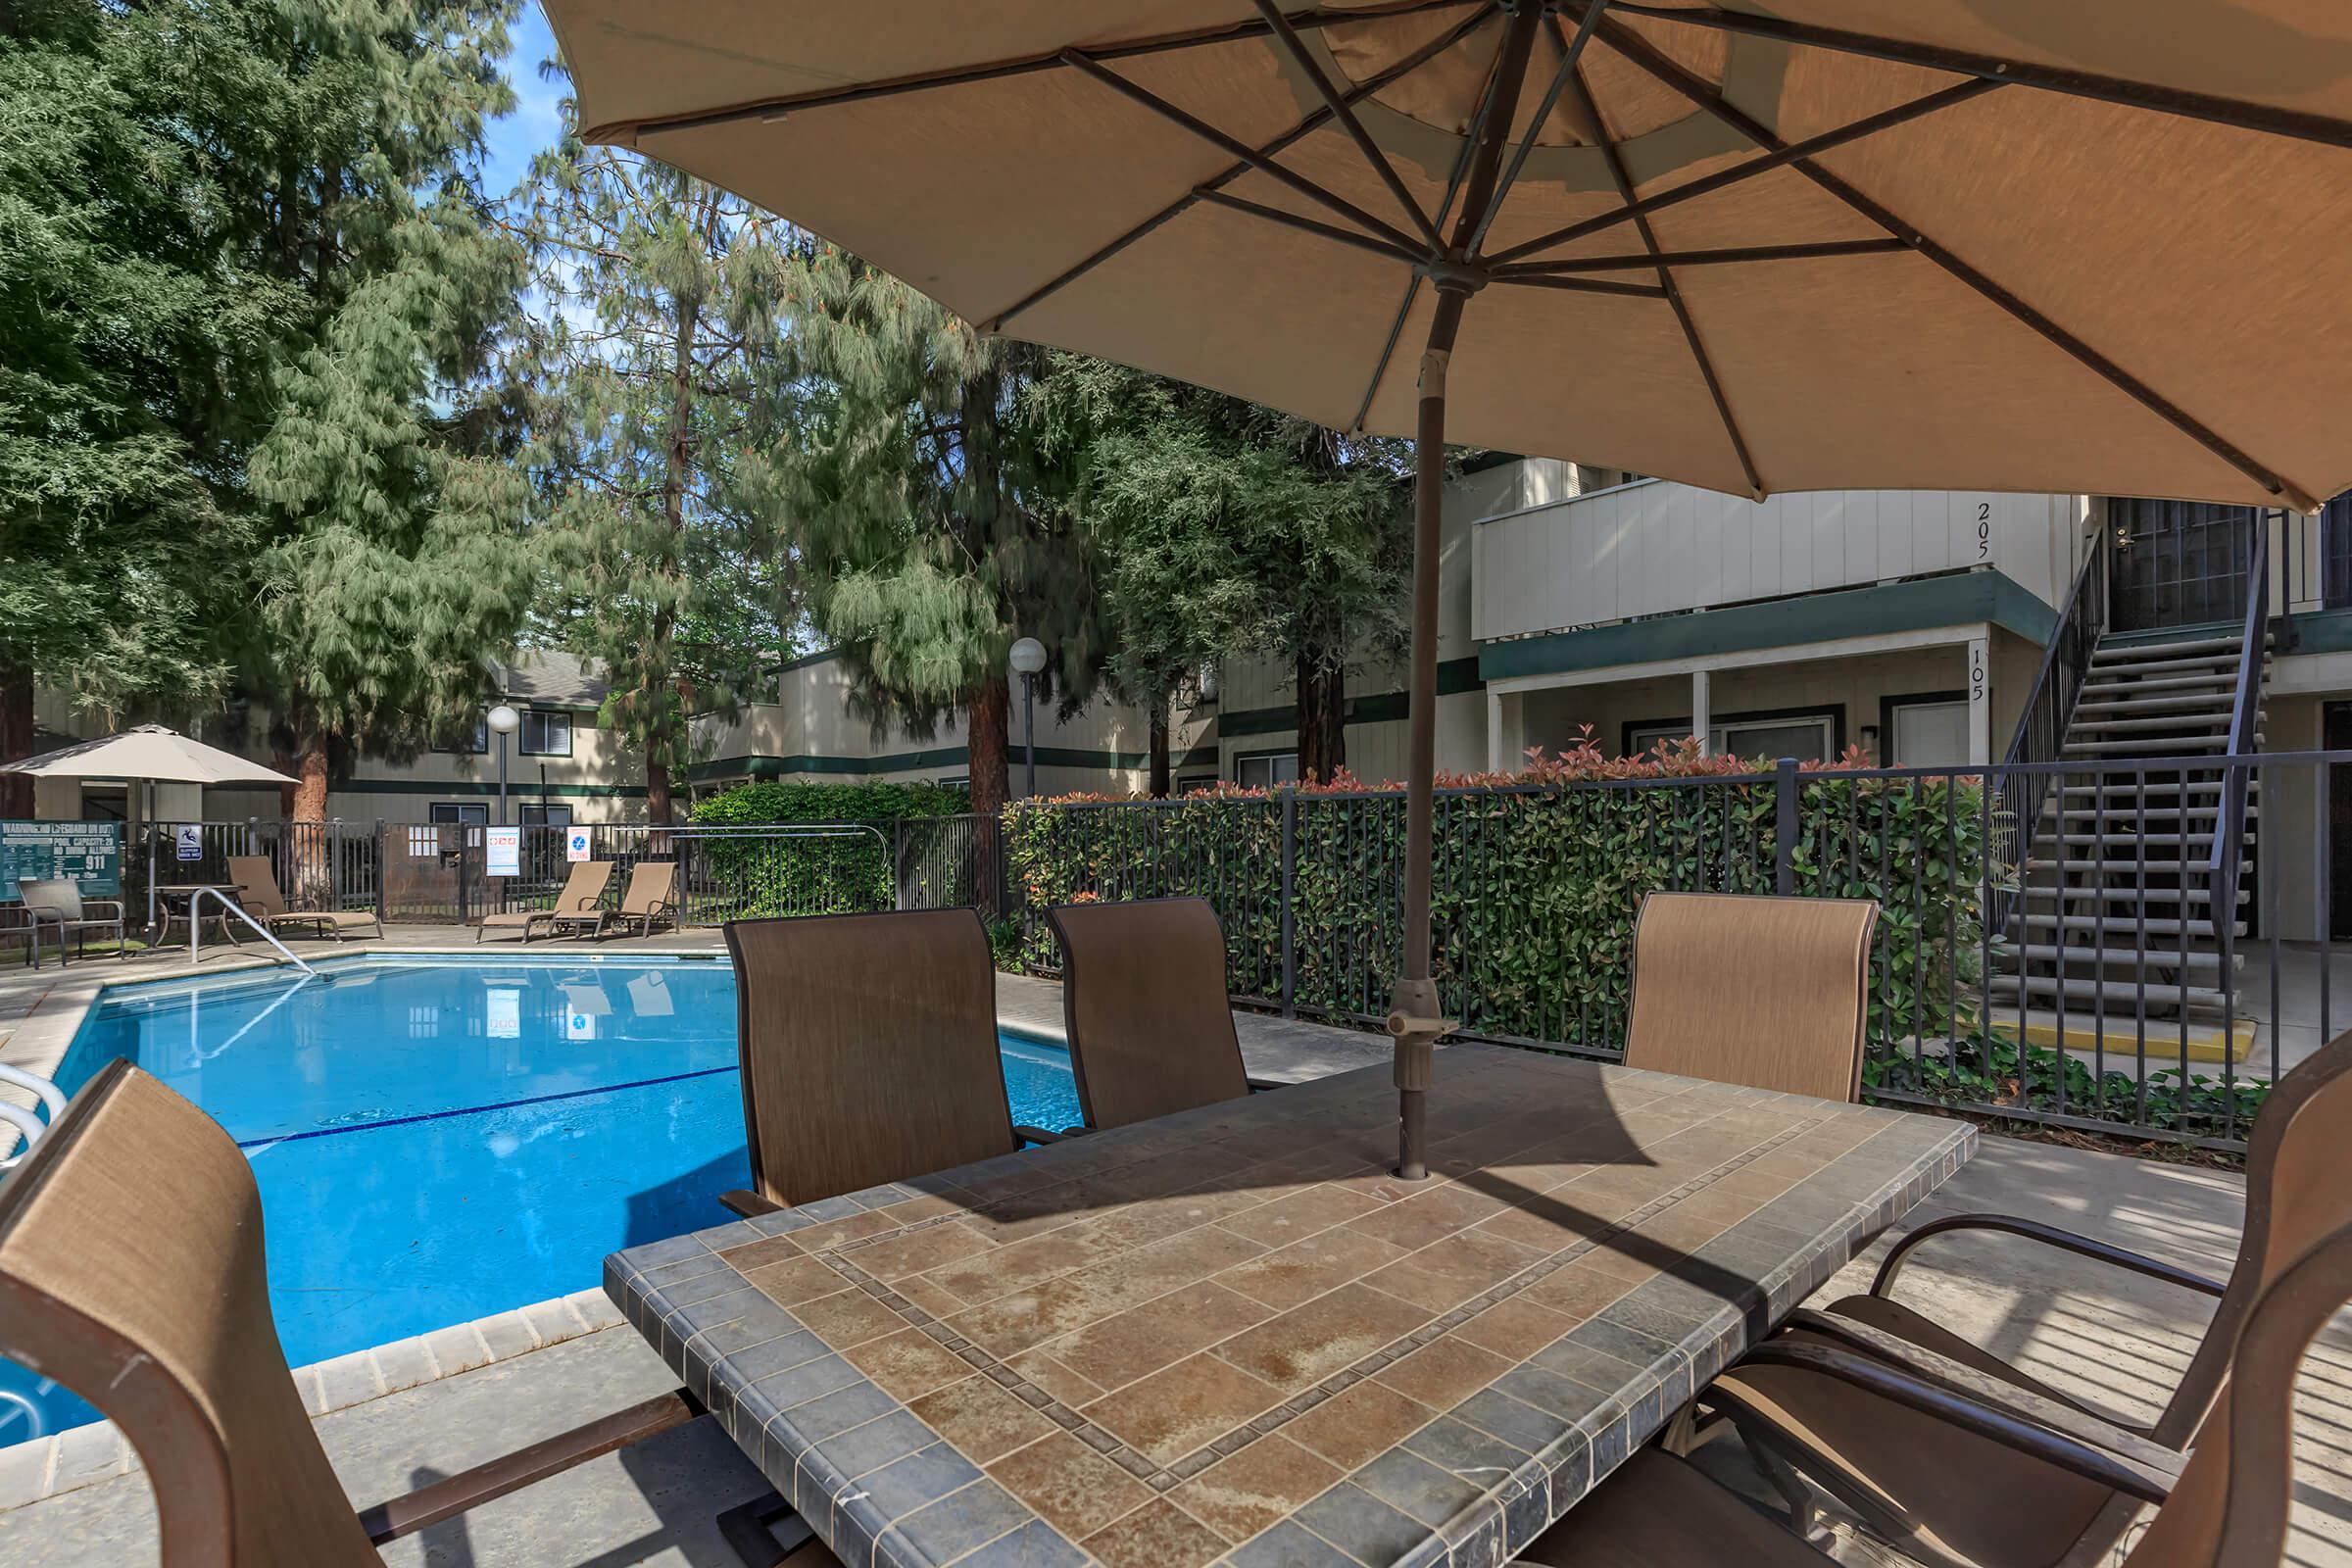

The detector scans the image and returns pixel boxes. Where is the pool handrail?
[187,885,318,976]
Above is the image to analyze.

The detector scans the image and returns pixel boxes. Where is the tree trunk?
[643,205,704,829]
[1148,695,1171,799]
[0,663,32,818]
[292,745,330,821]
[1297,647,1348,783]
[647,756,673,828]
[969,673,1010,916]
[291,743,331,905]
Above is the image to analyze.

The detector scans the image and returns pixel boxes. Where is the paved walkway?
[0,943,2345,1566]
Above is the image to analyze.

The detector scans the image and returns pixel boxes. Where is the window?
[1177,774,1220,796]
[1236,753,1300,790]
[1627,713,1837,765]
[429,802,489,825]
[518,710,571,757]
[434,717,489,755]
[519,804,573,827]
[1886,696,1970,769]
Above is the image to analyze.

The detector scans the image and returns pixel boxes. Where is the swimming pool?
[0,956,1080,1446]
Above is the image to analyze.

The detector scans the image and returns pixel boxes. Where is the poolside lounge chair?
[475,858,611,944]
[721,907,1055,1217]
[225,855,384,942]
[1696,1024,2352,1568]
[596,859,679,939]
[1623,892,1879,1102]
[1515,1208,2352,1568]
[1047,897,1280,1130]
[0,1058,834,1567]
[15,877,125,969]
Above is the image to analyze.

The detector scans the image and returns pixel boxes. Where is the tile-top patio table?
[608,1045,1974,1568]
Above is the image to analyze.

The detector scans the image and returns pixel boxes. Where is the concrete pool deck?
[0,933,2346,1565]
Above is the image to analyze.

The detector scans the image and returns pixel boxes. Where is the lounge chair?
[1697,1024,2352,1568]
[1515,1208,2352,1568]
[720,907,1057,1218]
[0,1058,836,1567]
[1047,897,1280,1130]
[224,855,384,942]
[475,858,611,944]
[15,877,125,969]
[595,859,679,939]
[1623,891,1879,1102]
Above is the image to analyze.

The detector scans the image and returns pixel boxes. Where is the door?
[2108,499,2254,632]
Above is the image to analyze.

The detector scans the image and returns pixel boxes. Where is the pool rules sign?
[484,826,520,878]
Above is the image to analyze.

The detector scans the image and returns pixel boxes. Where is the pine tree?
[514,80,801,824]
[772,245,1105,819]
[245,0,537,823]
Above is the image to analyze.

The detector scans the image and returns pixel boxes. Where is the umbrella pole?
[1389,283,1473,1180]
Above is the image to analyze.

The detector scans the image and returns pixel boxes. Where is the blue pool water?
[0,956,1079,1446]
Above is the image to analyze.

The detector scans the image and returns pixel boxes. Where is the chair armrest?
[1245,1077,1286,1093]
[1872,1213,2228,1301]
[1722,1341,2179,1505]
[1013,1125,1067,1146]
[359,1389,703,1544]
[1780,1306,2165,1448]
[719,1189,784,1218]
[80,901,124,919]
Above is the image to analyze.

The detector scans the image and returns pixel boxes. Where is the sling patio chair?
[1692,1025,2352,1568]
[224,855,384,942]
[15,877,126,969]
[719,906,1062,1220]
[1623,892,1880,1102]
[1046,896,1282,1132]
[591,859,679,940]
[1514,1206,2352,1568]
[475,858,611,944]
[0,1058,843,1568]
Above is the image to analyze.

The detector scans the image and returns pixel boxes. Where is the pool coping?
[0,948,1076,1511]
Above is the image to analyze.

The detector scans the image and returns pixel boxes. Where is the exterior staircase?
[1992,628,2263,1037]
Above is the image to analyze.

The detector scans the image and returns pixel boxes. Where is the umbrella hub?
[1421,258,1489,297]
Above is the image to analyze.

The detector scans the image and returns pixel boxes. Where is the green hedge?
[690,780,969,916]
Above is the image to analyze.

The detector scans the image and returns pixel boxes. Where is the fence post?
[893,817,906,911]
[1279,789,1297,1017]
[1775,757,1800,896]
[374,820,387,924]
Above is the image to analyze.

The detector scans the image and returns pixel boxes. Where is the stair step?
[2013,912,2241,939]
[1988,972,2235,1010]
[2029,858,2249,874]
[2070,711,2237,734]
[2001,941,2239,973]
[2061,735,2258,756]
[2056,802,2255,820]
[2013,886,2223,907]
[2080,672,2238,698]
[2056,780,2251,799]
[2083,650,2249,677]
[2040,831,2215,849]
[2071,692,2241,717]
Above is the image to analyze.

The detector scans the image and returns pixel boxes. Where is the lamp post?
[1008,638,1047,799]
[486,705,520,824]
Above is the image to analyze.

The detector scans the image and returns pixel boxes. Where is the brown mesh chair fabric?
[225,856,381,940]
[604,860,679,938]
[1623,893,1879,1102]
[1048,898,1250,1131]
[476,859,611,943]
[0,1059,386,1566]
[727,908,1018,1209]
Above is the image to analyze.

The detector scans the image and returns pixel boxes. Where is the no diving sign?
[565,827,593,862]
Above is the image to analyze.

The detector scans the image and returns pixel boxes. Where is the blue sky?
[483,4,565,199]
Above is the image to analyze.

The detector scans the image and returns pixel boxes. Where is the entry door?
[2108,500,2254,632]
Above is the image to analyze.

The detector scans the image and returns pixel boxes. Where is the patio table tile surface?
[608,1044,1974,1568]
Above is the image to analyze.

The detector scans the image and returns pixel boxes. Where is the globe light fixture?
[486,705,521,824]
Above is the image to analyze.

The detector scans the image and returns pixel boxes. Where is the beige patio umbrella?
[544,0,2352,1177]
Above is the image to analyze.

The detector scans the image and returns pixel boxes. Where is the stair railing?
[2209,511,2272,927]
[1991,520,2111,930]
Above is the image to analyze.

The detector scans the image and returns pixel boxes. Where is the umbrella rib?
[1195,189,1426,266]
[1569,39,1763,498]
[1485,79,1998,267]
[1348,32,1506,432]
[985,4,1496,332]
[1465,0,1607,257]
[1251,0,1446,253]
[1597,3,2352,154]
[1583,8,2311,510]
[594,0,1475,140]
[1058,51,1430,264]
[1489,274,1669,300]
[1497,238,1909,275]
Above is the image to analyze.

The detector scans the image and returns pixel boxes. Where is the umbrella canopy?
[2,725,296,788]
[547,0,2352,1175]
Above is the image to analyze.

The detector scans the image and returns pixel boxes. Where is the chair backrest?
[2152,1025,2352,1446]
[554,859,613,912]
[1048,898,1248,1130]
[225,857,289,918]
[0,1060,382,1567]
[2115,1216,2352,1568]
[1623,892,1879,1102]
[725,908,1017,1208]
[17,878,83,920]
[620,860,676,914]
